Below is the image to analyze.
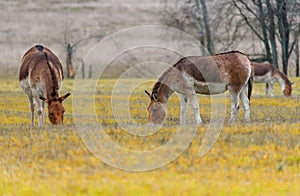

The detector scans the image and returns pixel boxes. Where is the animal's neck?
[274,71,288,90]
[155,82,174,103]
[152,66,175,103]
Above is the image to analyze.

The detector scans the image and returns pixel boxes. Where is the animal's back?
[19,45,63,98]
[252,62,275,76]
[174,51,251,84]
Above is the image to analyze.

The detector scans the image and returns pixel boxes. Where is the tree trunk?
[200,0,214,54]
[295,40,299,77]
[257,0,272,64]
[81,60,85,79]
[66,43,75,79]
[276,0,290,75]
[193,0,205,52]
[266,0,278,68]
[89,64,92,79]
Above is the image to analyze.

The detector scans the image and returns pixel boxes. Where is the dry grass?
[0,77,299,195]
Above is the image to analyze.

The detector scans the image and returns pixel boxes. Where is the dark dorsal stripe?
[44,52,60,99]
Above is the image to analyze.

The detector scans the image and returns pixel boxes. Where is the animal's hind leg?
[228,87,240,124]
[28,96,35,126]
[34,97,44,126]
[265,83,269,96]
[180,94,188,125]
[269,82,274,96]
[240,88,250,122]
[187,91,202,125]
[37,100,44,126]
[24,91,35,125]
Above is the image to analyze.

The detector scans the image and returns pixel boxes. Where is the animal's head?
[283,83,292,97]
[40,93,71,125]
[145,90,166,125]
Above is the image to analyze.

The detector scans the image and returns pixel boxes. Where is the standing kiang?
[145,51,253,125]
[252,62,292,97]
[19,45,70,126]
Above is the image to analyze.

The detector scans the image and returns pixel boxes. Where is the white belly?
[254,72,272,83]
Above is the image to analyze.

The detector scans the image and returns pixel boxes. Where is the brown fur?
[253,62,275,76]
[252,62,292,96]
[19,45,70,126]
[146,51,253,125]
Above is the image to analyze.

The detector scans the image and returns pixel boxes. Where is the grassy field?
[0,77,299,195]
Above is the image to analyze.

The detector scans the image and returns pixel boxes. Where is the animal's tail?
[248,64,254,101]
[35,45,44,52]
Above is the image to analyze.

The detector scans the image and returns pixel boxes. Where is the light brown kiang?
[19,45,71,126]
[252,62,292,97]
[145,51,253,125]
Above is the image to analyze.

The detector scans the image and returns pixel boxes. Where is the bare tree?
[64,34,103,79]
[66,43,75,79]
[199,0,214,53]
[161,0,214,54]
[266,0,278,67]
[276,0,290,74]
[232,0,300,75]
[295,38,299,77]
[193,0,205,46]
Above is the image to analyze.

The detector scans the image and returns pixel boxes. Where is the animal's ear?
[145,90,151,97]
[153,93,158,102]
[58,93,71,102]
[39,96,49,103]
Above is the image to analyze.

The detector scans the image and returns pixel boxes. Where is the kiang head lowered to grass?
[145,51,253,126]
[252,62,293,97]
[145,90,166,125]
[39,93,70,125]
[19,45,71,126]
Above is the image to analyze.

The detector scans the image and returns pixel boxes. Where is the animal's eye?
[49,113,54,116]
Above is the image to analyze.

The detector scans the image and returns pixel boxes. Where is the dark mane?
[214,50,246,56]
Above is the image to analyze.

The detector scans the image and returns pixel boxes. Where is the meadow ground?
[0,77,299,195]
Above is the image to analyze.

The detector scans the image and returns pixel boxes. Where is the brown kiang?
[252,62,292,97]
[19,45,70,126]
[145,51,254,125]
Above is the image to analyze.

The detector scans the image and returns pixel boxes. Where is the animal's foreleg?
[269,82,274,96]
[240,88,250,122]
[265,83,269,96]
[188,92,202,125]
[180,94,188,125]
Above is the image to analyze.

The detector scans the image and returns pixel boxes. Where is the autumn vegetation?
[0,77,299,195]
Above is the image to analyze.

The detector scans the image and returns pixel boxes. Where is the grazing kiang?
[145,51,253,125]
[252,62,292,97]
[19,45,71,126]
